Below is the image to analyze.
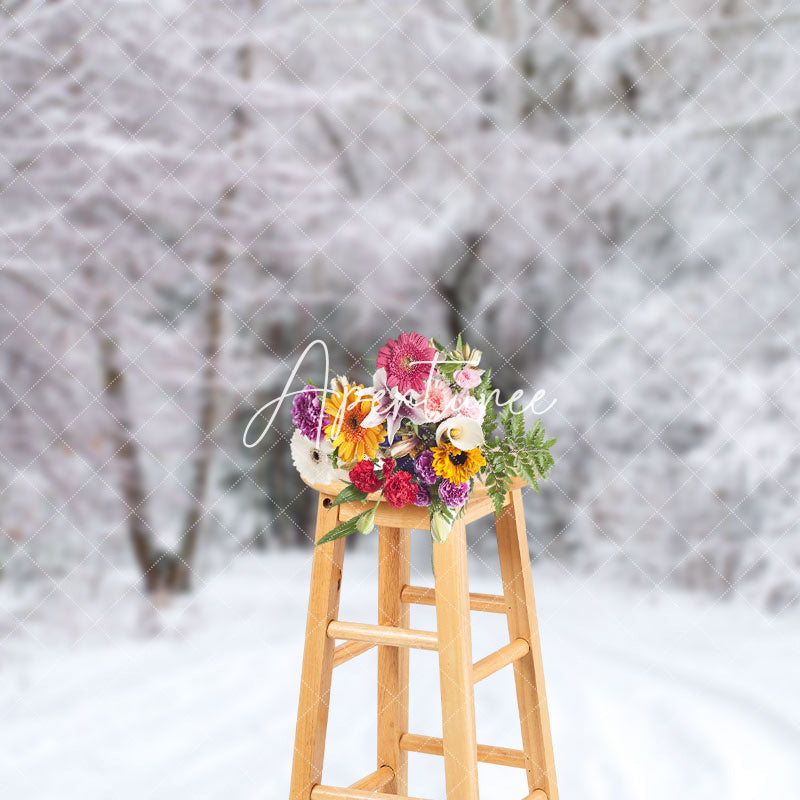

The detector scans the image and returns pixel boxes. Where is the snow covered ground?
[1,541,798,800]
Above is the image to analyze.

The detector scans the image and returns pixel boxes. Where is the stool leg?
[377,526,411,793]
[289,496,346,800]
[495,489,559,800]
[433,518,480,800]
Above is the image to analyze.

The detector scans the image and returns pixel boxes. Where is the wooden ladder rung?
[399,733,527,769]
[524,792,548,800]
[332,640,375,667]
[311,786,430,800]
[348,765,394,791]
[327,620,438,651]
[473,637,530,684]
[400,584,507,613]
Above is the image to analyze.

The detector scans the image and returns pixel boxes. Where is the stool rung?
[473,637,530,683]
[400,584,507,614]
[524,792,548,800]
[332,640,375,667]
[399,733,526,768]
[311,786,430,800]
[327,620,438,651]
[348,765,393,791]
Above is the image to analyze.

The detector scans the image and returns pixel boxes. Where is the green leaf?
[488,483,506,517]
[436,361,459,378]
[316,516,360,545]
[330,483,369,506]
[482,402,498,440]
[316,506,380,545]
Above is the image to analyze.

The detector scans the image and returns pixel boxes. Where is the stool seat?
[288,480,559,800]
[302,476,528,529]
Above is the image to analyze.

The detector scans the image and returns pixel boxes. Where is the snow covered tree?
[1,0,798,608]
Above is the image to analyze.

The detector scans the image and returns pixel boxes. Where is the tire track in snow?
[561,632,800,800]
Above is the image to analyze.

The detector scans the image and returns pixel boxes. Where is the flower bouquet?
[289,332,556,545]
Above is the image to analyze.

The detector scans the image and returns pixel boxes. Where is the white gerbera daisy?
[290,429,336,485]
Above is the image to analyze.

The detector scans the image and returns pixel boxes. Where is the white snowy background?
[1,1,799,798]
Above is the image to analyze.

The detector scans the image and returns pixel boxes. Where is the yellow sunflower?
[431,442,486,484]
[324,383,384,462]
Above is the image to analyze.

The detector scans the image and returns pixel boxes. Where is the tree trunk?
[99,328,174,592]
[439,233,483,341]
[172,1,260,587]
[495,0,524,127]
[173,256,225,590]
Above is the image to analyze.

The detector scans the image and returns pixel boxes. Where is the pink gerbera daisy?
[376,332,436,395]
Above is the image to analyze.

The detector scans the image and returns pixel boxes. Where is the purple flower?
[414,450,437,485]
[292,385,329,441]
[413,484,431,507]
[438,479,470,509]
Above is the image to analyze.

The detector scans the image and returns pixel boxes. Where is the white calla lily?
[435,415,484,450]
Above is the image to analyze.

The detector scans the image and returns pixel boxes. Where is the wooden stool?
[289,477,559,800]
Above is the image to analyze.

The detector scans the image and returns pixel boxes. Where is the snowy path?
[1,548,798,800]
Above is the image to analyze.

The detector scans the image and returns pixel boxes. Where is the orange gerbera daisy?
[324,383,385,463]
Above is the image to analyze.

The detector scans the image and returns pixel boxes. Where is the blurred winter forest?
[1,0,799,611]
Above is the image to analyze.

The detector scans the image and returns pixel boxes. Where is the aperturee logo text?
[244,334,557,544]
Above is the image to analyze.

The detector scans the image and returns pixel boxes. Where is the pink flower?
[360,368,427,442]
[452,392,486,424]
[454,367,482,389]
[376,332,437,395]
[389,435,420,457]
[419,376,455,422]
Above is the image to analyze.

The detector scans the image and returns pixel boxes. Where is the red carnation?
[349,459,383,493]
[380,458,396,479]
[383,470,417,509]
